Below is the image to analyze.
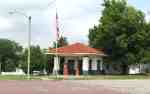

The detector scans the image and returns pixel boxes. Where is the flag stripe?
[56,12,59,40]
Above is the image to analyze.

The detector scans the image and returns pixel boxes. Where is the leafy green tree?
[53,36,68,48]
[0,39,22,72]
[21,45,45,73]
[44,54,54,74]
[89,0,150,74]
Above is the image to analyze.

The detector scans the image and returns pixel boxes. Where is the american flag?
[56,12,59,40]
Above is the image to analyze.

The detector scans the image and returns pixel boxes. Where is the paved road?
[0,80,123,94]
[70,80,150,94]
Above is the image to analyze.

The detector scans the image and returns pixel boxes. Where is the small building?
[47,42,106,75]
[1,68,25,75]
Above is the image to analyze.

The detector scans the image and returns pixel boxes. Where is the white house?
[46,42,149,75]
[1,68,25,75]
[47,42,106,76]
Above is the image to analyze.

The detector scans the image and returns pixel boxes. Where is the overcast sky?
[0,0,149,48]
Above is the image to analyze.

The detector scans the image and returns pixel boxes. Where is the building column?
[75,59,80,77]
[82,57,89,75]
[91,58,97,74]
[100,58,103,71]
[63,58,68,79]
[53,56,60,75]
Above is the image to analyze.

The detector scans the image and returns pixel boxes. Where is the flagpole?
[56,17,58,79]
[55,6,59,79]
[55,36,58,79]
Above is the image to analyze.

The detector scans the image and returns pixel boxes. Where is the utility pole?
[9,10,31,80]
[27,16,31,80]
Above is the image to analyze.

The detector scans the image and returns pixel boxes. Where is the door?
[67,60,75,75]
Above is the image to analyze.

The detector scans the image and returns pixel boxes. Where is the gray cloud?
[0,0,104,48]
[0,0,149,48]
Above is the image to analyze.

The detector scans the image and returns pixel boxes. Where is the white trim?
[46,52,106,56]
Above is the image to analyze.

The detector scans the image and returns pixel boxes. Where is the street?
[0,80,123,94]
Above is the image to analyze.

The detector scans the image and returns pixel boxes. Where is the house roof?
[48,42,106,56]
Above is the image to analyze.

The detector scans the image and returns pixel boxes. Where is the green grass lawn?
[0,75,27,80]
[0,75,150,80]
[80,75,150,80]
[0,75,46,80]
[45,74,150,80]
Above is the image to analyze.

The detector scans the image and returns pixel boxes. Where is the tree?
[53,36,68,48]
[88,0,150,74]
[0,39,22,72]
[21,45,45,73]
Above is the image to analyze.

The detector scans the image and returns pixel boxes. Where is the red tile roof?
[48,42,105,56]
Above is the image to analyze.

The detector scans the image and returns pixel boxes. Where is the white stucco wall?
[53,57,60,71]
[91,58,97,70]
[129,65,140,74]
[82,57,89,71]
